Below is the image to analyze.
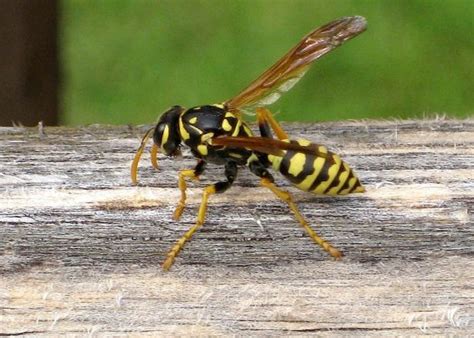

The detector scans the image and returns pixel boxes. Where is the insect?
[131,16,367,270]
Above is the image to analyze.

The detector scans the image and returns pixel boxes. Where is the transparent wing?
[225,16,367,114]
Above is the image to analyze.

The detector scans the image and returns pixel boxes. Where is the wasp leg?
[173,160,206,221]
[251,158,343,259]
[256,107,289,140]
[260,178,343,259]
[249,161,342,258]
[163,161,237,270]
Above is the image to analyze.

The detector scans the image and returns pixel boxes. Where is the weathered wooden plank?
[0,118,473,335]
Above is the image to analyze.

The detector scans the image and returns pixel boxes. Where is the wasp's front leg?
[173,159,206,221]
[164,161,237,270]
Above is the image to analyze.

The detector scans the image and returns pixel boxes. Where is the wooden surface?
[0,118,473,335]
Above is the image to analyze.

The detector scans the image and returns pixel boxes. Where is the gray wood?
[0,119,473,335]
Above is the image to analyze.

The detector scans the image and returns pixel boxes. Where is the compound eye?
[153,123,166,148]
[153,105,183,156]
[154,122,180,156]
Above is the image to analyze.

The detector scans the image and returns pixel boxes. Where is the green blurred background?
[61,0,474,125]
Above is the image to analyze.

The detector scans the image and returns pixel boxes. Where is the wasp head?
[153,105,184,156]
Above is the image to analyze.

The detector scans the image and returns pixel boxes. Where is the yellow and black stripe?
[268,139,364,196]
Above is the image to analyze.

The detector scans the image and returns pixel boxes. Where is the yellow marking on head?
[197,145,208,156]
[213,103,224,108]
[201,132,214,143]
[189,116,198,124]
[288,153,306,177]
[222,119,233,131]
[179,117,190,141]
[224,112,235,118]
[161,125,170,145]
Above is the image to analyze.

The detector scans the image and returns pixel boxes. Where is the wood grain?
[0,118,473,335]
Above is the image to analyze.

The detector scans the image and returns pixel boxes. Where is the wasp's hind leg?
[256,107,289,140]
[249,161,343,260]
[173,159,206,221]
[163,161,237,270]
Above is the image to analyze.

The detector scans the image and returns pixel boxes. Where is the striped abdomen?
[268,139,365,195]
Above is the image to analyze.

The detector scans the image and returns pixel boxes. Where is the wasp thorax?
[153,105,184,156]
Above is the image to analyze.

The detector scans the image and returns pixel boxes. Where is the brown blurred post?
[0,0,59,126]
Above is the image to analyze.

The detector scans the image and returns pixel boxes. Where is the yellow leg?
[173,169,200,221]
[256,107,289,140]
[173,160,205,220]
[260,178,343,259]
[163,185,216,271]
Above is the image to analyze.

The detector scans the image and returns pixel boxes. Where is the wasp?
[131,16,367,270]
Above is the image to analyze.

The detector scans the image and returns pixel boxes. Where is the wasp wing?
[211,136,329,159]
[225,16,367,114]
